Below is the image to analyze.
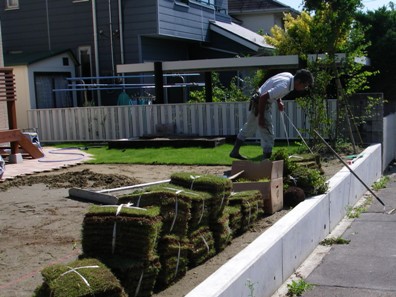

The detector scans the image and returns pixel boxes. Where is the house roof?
[4,49,79,66]
[209,21,275,52]
[228,0,299,14]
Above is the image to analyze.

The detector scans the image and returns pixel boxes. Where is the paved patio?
[0,147,92,181]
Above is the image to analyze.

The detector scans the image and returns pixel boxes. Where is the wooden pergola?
[117,55,300,104]
[0,68,44,162]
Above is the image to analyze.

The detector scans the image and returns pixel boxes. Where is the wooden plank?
[0,129,44,159]
[0,129,21,142]
[69,188,118,204]
[17,133,44,158]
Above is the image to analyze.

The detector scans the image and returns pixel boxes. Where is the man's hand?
[277,99,284,112]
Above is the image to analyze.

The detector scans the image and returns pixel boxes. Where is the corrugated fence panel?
[27,100,337,142]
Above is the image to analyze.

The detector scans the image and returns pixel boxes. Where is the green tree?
[188,72,262,103]
[355,3,396,111]
[265,1,376,150]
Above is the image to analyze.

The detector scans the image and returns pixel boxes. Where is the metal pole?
[314,130,385,207]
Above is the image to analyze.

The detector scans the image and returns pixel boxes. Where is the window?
[5,0,19,9]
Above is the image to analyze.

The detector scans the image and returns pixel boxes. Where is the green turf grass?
[51,142,303,166]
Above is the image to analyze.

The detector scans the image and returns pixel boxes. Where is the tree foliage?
[265,0,376,148]
[188,71,264,103]
[355,3,396,108]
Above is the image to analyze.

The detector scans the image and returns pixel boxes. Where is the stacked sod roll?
[33,258,127,297]
[81,204,162,297]
[36,172,265,297]
[228,190,264,235]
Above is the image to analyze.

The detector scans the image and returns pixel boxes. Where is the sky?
[279,0,394,11]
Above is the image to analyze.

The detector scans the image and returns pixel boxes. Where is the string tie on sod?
[246,201,252,225]
[200,234,210,253]
[60,265,99,288]
[98,203,147,254]
[136,195,142,207]
[198,199,205,225]
[219,190,225,210]
[190,175,201,190]
[165,187,200,232]
[134,270,145,297]
[175,241,181,277]
[169,190,183,233]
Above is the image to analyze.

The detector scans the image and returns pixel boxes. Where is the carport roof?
[209,20,275,52]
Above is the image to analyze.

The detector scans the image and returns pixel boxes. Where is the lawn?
[53,141,305,166]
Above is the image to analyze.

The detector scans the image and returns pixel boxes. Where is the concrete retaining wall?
[186,144,382,297]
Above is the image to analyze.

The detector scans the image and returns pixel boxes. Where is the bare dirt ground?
[0,161,343,297]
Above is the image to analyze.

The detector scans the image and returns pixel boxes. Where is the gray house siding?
[159,1,214,42]
[1,1,93,53]
[122,0,158,64]
[1,0,270,106]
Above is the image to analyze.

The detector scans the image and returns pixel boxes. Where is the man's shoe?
[229,152,248,160]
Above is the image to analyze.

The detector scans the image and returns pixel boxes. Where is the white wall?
[12,66,30,130]
[186,144,382,297]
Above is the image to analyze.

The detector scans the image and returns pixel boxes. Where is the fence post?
[154,61,164,104]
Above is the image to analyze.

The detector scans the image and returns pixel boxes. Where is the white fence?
[27,100,337,143]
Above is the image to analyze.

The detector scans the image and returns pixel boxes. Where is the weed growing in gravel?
[320,236,351,246]
[346,196,373,218]
[372,176,390,190]
[286,278,314,296]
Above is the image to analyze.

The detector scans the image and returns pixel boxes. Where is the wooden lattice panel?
[0,68,16,102]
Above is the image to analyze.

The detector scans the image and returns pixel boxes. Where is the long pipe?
[92,0,101,105]
[118,0,124,65]
[108,0,115,77]
[45,0,51,51]
[313,130,385,207]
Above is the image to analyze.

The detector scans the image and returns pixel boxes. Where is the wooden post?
[154,61,164,104]
[0,68,19,155]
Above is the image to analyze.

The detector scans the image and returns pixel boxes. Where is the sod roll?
[188,226,216,268]
[169,172,232,219]
[100,256,161,297]
[229,190,264,234]
[33,258,127,297]
[155,235,190,291]
[211,211,232,253]
[118,185,193,237]
[225,205,243,237]
[82,205,162,261]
